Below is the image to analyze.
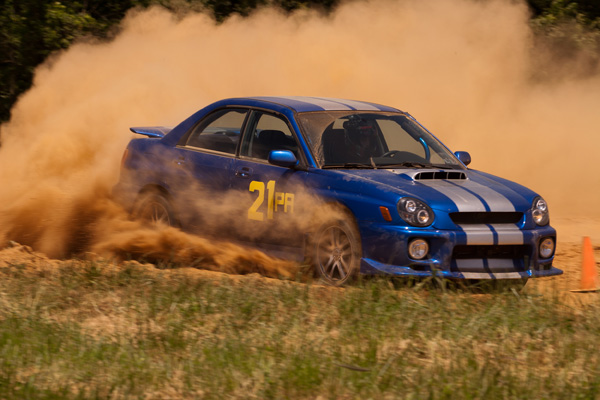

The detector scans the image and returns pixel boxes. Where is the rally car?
[113,96,562,285]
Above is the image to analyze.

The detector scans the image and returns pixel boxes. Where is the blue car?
[113,96,562,285]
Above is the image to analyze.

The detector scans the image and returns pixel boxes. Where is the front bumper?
[359,223,563,279]
[360,258,562,279]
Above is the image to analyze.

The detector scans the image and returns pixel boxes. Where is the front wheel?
[312,219,361,286]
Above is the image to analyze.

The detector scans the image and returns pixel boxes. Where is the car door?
[230,110,309,250]
[169,107,250,233]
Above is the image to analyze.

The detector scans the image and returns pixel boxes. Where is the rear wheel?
[132,191,177,227]
[312,218,361,286]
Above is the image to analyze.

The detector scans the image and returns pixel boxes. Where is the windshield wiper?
[378,161,432,169]
[378,162,458,170]
[322,163,375,169]
[370,157,378,170]
[429,163,458,170]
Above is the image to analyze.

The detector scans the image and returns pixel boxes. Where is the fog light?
[408,239,429,260]
[539,237,555,259]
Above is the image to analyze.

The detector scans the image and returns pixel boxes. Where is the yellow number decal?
[275,192,285,212]
[248,181,265,221]
[284,193,294,213]
[266,180,275,219]
[248,180,293,220]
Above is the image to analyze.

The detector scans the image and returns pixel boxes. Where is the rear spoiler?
[130,126,173,138]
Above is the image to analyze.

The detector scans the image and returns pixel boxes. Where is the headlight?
[398,197,434,227]
[532,196,549,226]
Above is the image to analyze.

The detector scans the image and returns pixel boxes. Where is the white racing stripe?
[458,225,495,245]
[457,259,523,279]
[491,272,524,279]
[494,272,522,279]
[456,180,515,211]
[492,224,524,245]
[457,259,518,271]
[461,272,492,279]
[286,96,352,111]
[458,224,524,245]
[419,181,487,212]
[456,260,490,273]
[320,98,383,111]
[462,271,523,279]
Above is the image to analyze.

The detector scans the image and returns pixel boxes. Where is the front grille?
[450,212,523,225]
[414,171,466,180]
[452,244,530,260]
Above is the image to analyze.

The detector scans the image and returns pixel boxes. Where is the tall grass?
[1,260,599,399]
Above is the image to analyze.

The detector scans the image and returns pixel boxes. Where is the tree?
[0,0,143,124]
[530,0,600,77]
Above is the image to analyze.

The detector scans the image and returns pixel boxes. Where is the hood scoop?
[412,171,467,180]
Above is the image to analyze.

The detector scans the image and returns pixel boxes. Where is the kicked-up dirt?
[1,216,598,302]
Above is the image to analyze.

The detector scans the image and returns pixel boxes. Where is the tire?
[132,191,177,227]
[311,218,361,286]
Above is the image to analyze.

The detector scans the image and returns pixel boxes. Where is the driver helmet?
[343,116,378,150]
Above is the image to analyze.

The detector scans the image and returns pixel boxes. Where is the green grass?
[0,260,599,399]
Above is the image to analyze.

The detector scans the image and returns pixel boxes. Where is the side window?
[185,109,248,154]
[241,113,299,160]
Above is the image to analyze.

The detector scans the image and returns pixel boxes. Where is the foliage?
[530,0,600,78]
[0,1,104,123]
[531,0,600,35]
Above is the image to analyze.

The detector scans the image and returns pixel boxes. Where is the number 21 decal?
[248,180,294,221]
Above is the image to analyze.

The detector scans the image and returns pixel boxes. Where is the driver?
[343,117,380,163]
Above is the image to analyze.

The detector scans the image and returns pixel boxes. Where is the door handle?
[235,166,252,178]
[175,156,186,166]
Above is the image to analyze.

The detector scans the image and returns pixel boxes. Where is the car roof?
[228,96,401,113]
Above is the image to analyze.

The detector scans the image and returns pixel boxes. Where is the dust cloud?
[1,0,599,266]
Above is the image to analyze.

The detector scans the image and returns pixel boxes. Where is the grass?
[0,260,599,399]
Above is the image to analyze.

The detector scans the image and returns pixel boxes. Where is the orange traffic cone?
[571,236,600,293]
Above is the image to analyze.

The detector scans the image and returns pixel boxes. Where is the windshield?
[297,111,464,169]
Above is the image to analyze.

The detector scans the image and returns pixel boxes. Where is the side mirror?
[454,151,471,166]
[268,150,299,168]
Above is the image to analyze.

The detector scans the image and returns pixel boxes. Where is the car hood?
[329,168,537,213]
